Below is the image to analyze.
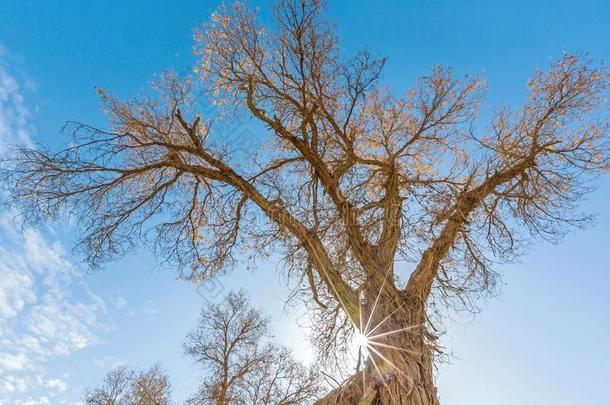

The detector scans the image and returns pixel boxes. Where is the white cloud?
[40,377,67,392]
[0,353,30,371]
[0,47,106,404]
[93,355,124,369]
[0,55,32,150]
[0,267,35,318]
[0,215,105,401]
[17,397,51,405]
[115,296,128,311]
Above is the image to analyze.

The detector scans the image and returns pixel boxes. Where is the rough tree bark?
[317,287,438,405]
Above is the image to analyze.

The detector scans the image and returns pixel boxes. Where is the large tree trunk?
[316,292,439,405]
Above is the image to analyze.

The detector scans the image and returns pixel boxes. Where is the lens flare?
[352,266,422,396]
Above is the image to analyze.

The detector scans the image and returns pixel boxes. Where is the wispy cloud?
[93,355,124,369]
[0,46,106,405]
[0,216,105,403]
[0,52,32,150]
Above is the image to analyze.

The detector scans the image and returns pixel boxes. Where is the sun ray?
[368,340,421,355]
[367,324,420,341]
[367,344,405,376]
[368,347,387,380]
[358,297,365,334]
[365,304,405,338]
[363,266,393,335]
[361,356,366,396]
[358,299,367,395]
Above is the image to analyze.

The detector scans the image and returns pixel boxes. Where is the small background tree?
[184,290,321,405]
[84,364,172,405]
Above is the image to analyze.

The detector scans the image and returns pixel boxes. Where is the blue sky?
[0,0,609,404]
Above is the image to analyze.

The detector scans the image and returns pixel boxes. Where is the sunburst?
[353,267,421,396]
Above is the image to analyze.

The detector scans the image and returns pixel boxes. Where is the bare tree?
[131,365,173,405]
[4,0,610,403]
[184,290,321,405]
[85,366,133,405]
[84,364,172,405]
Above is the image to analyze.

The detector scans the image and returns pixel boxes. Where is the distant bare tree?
[84,364,172,405]
[184,290,321,405]
[131,365,173,405]
[5,0,610,403]
[84,366,133,405]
